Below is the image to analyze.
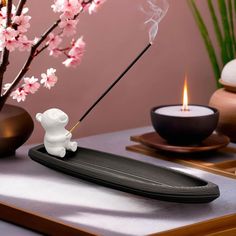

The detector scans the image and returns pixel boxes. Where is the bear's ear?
[36,113,42,122]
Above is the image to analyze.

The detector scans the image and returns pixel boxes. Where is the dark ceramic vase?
[0,104,34,156]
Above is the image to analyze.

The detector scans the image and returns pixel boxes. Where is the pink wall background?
[6,0,218,144]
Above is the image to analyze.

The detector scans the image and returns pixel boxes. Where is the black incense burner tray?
[28,145,220,203]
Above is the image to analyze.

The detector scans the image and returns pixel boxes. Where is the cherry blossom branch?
[34,30,64,57]
[34,4,86,57]
[12,0,27,30]
[2,0,93,100]
[0,0,12,91]
[2,19,61,99]
[35,0,94,57]
[15,0,27,17]
[6,1,12,24]
[34,44,49,57]
[0,0,27,93]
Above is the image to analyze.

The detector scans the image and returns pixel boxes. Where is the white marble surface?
[1,126,236,236]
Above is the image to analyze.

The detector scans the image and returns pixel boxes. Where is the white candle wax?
[155,105,214,117]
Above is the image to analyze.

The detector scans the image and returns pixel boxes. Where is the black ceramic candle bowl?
[151,105,219,145]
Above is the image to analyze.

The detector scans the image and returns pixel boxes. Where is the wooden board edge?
[148,213,236,236]
[0,200,96,236]
[126,145,236,180]
[130,135,141,142]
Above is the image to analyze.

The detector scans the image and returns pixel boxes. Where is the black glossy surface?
[28,145,220,203]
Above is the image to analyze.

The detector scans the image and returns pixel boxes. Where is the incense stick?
[69,0,169,134]
[69,42,152,134]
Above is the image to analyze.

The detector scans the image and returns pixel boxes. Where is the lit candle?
[155,105,214,117]
[151,75,219,144]
[155,77,214,117]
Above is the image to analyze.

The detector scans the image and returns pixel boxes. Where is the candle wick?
[181,108,190,112]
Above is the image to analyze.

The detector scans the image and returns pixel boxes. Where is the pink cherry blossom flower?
[49,48,62,57]
[62,56,82,67]
[88,0,106,14]
[60,0,81,20]
[60,10,75,21]
[21,7,29,15]
[63,36,85,67]
[47,33,62,50]
[33,37,40,44]
[0,1,107,103]
[0,27,18,41]
[0,10,6,26]
[68,36,85,57]
[13,15,31,33]
[0,27,19,51]
[69,0,82,11]
[59,19,78,36]
[23,76,40,94]
[5,39,18,52]
[41,68,58,89]
[18,35,33,51]
[52,0,81,18]
[10,88,28,102]
[0,5,17,25]
[51,0,66,13]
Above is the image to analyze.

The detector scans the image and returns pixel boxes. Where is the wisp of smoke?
[141,0,169,43]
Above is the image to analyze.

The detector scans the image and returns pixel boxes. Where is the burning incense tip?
[69,121,81,134]
[141,0,169,43]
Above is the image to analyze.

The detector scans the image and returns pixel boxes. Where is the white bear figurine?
[36,108,77,158]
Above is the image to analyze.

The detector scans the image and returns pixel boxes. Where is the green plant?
[188,0,236,88]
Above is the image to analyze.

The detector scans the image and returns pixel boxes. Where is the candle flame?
[141,0,169,44]
[182,76,189,111]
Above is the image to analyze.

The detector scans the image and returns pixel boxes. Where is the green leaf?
[188,0,221,87]
[228,0,236,53]
[207,0,229,64]
[218,0,234,59]
[234,0,236,23]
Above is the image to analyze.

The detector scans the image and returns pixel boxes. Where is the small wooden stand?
[126,133,236,180]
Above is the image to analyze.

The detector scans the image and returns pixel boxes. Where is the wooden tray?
[150,213,236,236]
[126,133,236,180]
[0,200,94,236]
[1,200,235,236]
